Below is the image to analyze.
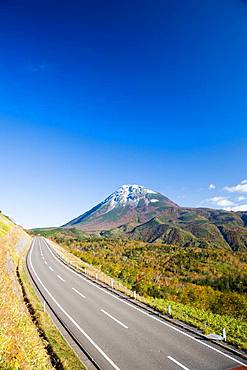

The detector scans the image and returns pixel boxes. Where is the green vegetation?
[32,227,89,240]
[129,209,247,252]
[37,228,247,350]
[0,211,13,237]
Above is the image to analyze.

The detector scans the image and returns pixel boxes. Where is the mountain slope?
[0,211,54,368]
[63,184,178,231]
[62,185,247,251]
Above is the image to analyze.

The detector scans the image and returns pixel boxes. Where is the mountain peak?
[106,184,157,208]
[63,184,178,231]
[118,184,156,192]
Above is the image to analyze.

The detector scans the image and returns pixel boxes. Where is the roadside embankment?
[0,212,85,369]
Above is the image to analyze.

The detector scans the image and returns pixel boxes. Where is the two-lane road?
[27,237,247,370]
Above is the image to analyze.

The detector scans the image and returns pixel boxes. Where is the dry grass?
[0,214,85,369]
[0,218,52,369]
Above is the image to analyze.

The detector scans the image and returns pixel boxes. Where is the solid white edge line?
[29,239,120,370]
[57,274,65,282]
[42,238,247,367]
[167,356,190,370]
[72,287,86,299]
[100,309,128,329]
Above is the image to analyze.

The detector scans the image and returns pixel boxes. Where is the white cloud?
[208,184,216,190]
[207,182,247,212]
[238,196,247,201]
[225,204,247,212]
[224,179,247,193]
[209,196,235,207]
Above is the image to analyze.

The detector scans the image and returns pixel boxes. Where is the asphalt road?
[27,237,247,370]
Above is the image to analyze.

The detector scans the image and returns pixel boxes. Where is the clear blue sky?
[1,0,247,228]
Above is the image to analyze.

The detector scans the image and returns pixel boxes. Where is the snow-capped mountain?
[61,184,247,250]
[63,184,178,231]
[104,185,163,210]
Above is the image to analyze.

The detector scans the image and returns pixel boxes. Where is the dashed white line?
[72,287,86,299]
[57,274,65,282]
[49,266,54,272]
[100,309,128,329]
[44,261,47,265]
[42,237,246,367]
[29,241,120,370]
[167,356,190,370]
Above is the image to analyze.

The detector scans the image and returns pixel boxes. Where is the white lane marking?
[44,261,47,265]
[42,238,246,367]
[29,240,120,370]
[49,266,54,272]
[168,356,190,370]
[57,274,65,282]
[42,256,44,260]
[72,287,86,299]
[100,309,128,329]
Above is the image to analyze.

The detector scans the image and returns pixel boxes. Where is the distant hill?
[60,184,247,251]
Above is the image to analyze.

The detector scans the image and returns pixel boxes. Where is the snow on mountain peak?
[104,184,158,210]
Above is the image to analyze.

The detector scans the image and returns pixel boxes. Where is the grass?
[0,213,13,237]
[140,296,247,350]
[0,213,85,369]
[0,222,52,369]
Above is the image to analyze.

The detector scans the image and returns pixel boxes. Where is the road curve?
[27,237,247,370]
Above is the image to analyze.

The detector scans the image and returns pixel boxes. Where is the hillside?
[61,184,247,252]
[128,207,247,251]
[0,211,52,368]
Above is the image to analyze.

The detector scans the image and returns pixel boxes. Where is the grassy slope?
[0,212,52,369]
[0,213,84,369]
[32,227,90,240]
[36,228,247,350]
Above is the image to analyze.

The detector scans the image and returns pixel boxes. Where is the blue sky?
[1,0,247,228]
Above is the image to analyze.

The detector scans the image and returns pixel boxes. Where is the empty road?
[27,237,247,370]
